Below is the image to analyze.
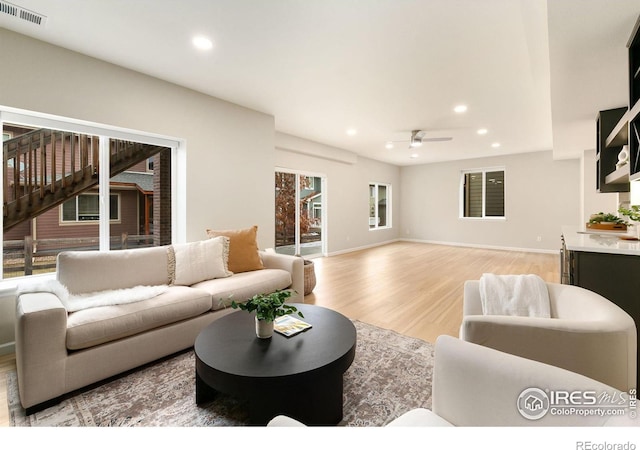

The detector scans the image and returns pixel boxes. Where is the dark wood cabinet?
[630,112,640,178]
[568,250,640,388]
[598,14,640,187]
[597,107,628,193]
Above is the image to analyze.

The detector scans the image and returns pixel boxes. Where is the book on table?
[274,315,312,337]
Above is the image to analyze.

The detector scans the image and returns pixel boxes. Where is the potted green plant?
[619,205,640,239]
[231,290,303,338]
[587,212,628,231]
[588,212,628,225]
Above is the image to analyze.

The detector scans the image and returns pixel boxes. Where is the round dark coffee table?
[194,303,357,425]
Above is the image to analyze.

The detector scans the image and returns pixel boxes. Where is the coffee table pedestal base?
[196,370,344,425]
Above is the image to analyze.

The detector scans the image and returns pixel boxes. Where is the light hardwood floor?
[0,241,559,427]
[303,241,559,343]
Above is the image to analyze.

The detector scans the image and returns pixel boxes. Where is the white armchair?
[460,280,637,392]
[269,335,637,427]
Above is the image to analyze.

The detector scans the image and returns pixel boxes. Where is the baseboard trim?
[326,238,559,258]
[327,239,401,257]
[400,238,560,255]
[0,340,15,356]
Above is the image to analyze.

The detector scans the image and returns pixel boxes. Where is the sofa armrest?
[15,292,68,409]
[259,251,304,301]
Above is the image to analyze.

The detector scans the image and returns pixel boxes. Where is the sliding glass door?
[275,170,325,257]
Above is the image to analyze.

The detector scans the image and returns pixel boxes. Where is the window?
[62,193,119,222]
[461,169,505,218]
[2,107,183,280]
[369,183,391,229]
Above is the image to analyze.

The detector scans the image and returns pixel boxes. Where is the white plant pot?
[255,317,274,339]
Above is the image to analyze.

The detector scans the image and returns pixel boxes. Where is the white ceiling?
[0,0,638,166]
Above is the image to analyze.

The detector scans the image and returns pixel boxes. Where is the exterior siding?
[485,170,505,217]
[4,188,141,242]
[464,172,483,217]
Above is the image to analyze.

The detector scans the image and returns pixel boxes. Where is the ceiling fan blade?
[423,137,453,142]
[389,131,453,147]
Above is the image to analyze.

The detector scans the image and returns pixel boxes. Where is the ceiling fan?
[386,130,453,149]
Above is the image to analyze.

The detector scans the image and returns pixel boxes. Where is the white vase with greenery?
[231,290,303,339]
[255,317,274,338]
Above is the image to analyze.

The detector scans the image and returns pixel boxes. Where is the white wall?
[400,151,581,252]
[632,181,640,205]
[275,133,401,255]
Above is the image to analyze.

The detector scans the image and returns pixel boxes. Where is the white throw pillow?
[168,236,233,286]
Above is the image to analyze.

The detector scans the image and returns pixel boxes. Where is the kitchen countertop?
[562,226,640,256]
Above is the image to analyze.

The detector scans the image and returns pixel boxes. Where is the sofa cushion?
[58,246,170,295]
[66,286,212,350]
[205,225,264,273]
[168,237,232,286]
[192,269,292,310]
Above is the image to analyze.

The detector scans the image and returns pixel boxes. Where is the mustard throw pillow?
[205,225,264,273]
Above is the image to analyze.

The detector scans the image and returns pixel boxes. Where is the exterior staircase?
[3,128,166,232]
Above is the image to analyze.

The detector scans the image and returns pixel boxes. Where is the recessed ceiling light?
[491,142,501,148]
[477,128,488,135]
[192,35,213,51]
[454,105,468,113]
[346,128,357,136]
[385,142,394,149]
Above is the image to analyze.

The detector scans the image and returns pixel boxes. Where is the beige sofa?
[15,244,303,413]
[269,335,637,427]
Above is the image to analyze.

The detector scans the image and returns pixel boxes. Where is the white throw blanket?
[16,279,169,312]
[479,273,551,318]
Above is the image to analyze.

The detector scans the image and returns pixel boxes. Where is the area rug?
[7,321,434,426]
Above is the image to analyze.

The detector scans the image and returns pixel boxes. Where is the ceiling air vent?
[0,1,46,26]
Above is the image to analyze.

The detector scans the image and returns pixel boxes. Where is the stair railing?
[3,128,99,208]
[3,128,163,231]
